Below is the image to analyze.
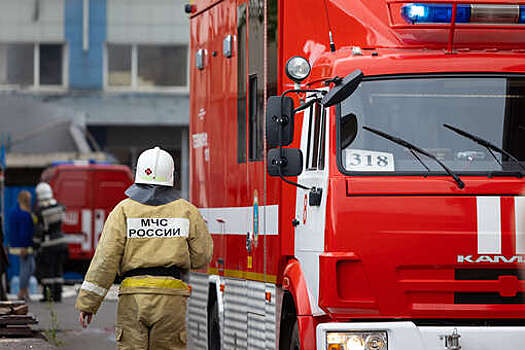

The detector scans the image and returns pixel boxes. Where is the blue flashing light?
[401,3,471,24]
[51,159,111,167]
[520,6,525,23]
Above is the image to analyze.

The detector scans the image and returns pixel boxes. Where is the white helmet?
[135,147,174,186]
[36,182,53,201]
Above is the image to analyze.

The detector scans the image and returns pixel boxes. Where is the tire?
[289,320,300,350]
[208,299,221,350]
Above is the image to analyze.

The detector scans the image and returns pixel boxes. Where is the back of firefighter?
[34,182,68,302]
[75,147,213,350]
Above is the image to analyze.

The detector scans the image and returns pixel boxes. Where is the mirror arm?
[277,118,310,190]
[277,89,326,128]
[281,88,327,102]
[278,166,310,190]
[282,89,325,116]
[294,98,321,114]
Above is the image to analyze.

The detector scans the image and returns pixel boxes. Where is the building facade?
[0,0,190,197]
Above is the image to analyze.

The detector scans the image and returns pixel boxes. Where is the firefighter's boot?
[52,283,62,302]
[40,284,52,302]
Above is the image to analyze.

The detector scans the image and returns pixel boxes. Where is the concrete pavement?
[7,285,118,350]
[7,284,198,349]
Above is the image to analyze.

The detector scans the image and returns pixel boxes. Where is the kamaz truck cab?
[267,1,525,349]
[188,0,525,348]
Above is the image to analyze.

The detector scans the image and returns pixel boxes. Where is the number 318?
[350,154,388,167]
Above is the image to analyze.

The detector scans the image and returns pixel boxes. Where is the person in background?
[0,217,8,301]
[7,191,35,301]
[33,182,68,302]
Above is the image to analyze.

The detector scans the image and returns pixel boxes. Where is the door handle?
[309,187,322,206]
[245,232,252,253]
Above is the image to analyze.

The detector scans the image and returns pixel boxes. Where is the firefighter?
[33,182,68,302]
[75,146,212,350]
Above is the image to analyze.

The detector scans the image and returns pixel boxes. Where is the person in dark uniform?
[33,182,68,302]
[0,217,8,301]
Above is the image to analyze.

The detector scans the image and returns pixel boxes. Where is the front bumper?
[316,321,525,350]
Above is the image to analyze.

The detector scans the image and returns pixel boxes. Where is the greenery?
[43,287,63,347]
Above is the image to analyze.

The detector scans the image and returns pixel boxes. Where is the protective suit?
[75,147,212,350]
[34,183,68,302]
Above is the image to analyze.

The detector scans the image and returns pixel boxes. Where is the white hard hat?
[135,147,174,186]
[36,182,53,201]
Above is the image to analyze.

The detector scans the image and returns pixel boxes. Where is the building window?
[0,43,65,89]
[40,44,62,85]
[107,44,131,86]
[106,44,188,90]
[138,46,186,87]
[0,44,33,86]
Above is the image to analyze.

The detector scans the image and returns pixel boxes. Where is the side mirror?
[321,70,363,107]
[341,113,358,149]
[266,96,295,148]
[267,148,303,177]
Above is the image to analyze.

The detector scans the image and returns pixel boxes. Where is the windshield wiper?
[363,126,465,189]
[443,124,525,175]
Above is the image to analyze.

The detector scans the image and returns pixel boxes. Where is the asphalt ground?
[6,285,200,349]
[6,285,119,350]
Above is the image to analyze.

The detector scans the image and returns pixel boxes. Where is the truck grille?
[455,268,522,280]
[454,268,525,304]
[455,292,525,304]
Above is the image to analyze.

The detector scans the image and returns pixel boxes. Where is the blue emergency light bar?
[401,3,525,24]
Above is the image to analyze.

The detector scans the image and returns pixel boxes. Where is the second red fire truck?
[41,163,133,272]
[188,0,525,349]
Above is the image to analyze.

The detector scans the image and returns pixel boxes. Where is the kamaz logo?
[457,255,525,263]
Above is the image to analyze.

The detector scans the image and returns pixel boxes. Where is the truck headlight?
[327,331,387,350]
[285,56,311,83]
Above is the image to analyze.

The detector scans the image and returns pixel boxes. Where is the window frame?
[248,73,261,161]
[0,42,68,92]
[103,43,189,94]
[306,102,326,171]
[335,72,525,178]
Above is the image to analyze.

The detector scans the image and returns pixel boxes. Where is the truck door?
[294,101,329,315]
[230,0,266,273]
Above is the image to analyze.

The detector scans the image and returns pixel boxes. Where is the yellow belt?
[121,276,188,290]
[9,247,34,255]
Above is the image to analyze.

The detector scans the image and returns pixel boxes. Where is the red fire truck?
[41,163,133,271]
[188,0,525,349]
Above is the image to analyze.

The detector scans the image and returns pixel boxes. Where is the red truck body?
[41,164,133,264]
[188,0,525,349]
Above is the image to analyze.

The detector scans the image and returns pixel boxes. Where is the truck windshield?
[339,76,525,175]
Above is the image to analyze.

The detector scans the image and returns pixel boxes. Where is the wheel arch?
[282,258,312,316]
[279,259,316,350]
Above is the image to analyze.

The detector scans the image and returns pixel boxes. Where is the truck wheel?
[289,320,300,350]
[208,299,221,350]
